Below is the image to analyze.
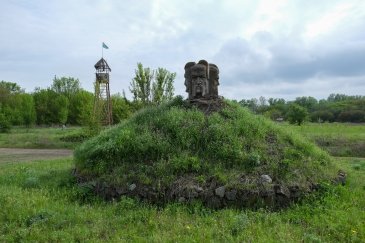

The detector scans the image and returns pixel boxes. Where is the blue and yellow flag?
[102,42,109,49]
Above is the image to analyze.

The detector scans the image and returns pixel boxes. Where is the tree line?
[1,63,364,131]
[0,63,176,132]
[238,94,365,125]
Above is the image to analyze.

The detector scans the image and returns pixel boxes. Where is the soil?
[0,148,73,163]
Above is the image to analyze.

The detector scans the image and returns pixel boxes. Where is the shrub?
[337,110,365,123]
[0,112,11,133]
[310,110,334,122]
[286,104,308,125]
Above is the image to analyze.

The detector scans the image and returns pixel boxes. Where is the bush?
[310,110,334,122]
[0,112,11,133]
[337,110,365,123]
[286,104,308,125]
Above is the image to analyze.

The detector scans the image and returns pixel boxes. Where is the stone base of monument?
[73,171,308,210]
[188,96,225,115]
[74,167,344,210]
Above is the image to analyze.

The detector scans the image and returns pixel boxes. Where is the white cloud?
[0,0,364,100]
[304,2,355,40]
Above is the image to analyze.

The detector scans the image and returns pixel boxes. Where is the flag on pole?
[102,42,109,49]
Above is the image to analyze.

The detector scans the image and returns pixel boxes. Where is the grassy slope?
[0,158,364,242]
[74,100,334,197]
[288,123,365,157]
[0,127,83,149]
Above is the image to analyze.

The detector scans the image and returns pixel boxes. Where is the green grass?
[0,157,364,242]
[290,123,365,140]
[287,123,365,157]
[74,98,335,206]
[0,126,83,149]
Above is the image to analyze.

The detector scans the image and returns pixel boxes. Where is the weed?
[0,157,364,242]
[74,98,334,200]
[23,177,40,189]
[0,126,84,149]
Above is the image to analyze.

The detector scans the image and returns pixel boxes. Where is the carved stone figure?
[209,64,219,98]
[191,63,209,99]
[184,60,219,100]
[184,62,196,99]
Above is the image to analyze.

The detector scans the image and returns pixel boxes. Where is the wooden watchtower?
[93,58,113,125]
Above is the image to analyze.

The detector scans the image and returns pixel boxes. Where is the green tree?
[51,95,69,124]
[0,81,22,94]
[294,96,318,112]
[286,103,308,125]
[51,76,83,124]
[33,88,69,125]
[129,63,176,107]
[68,90,94,125]
[0,81,36,126]
[152,68,176,104]
[264,108,283,121]
[111,94,132,124]
[130,63,154,105]
[33,88,50,124]
[310,110,334,123]
[0,111,11,133]
[338,110,365,123]
[20,93,36,127]
[51,76,81,98]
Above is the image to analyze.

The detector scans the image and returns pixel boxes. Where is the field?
[288,123,365,157]
[0,123,364,242]
[0,127,83,149]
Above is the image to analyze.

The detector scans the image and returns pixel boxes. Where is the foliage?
[68,90,94,125]
[74,98,334,199]
[0,80,23,94]
[0,112,11,133]
[294,96,318,112]
[2,77,364,127]
[310,110,334,122]
[33,89,69,125]
[129,63,176,106]
[264,108,283,120]
[51,76,81,99]
[286,103,308,125]
[129,63,154,105]
[0,81,36,126]
[152,68,176,104]
[337,110,365,123]
[51,77,94,125]
[241,94,365,124]
[111,93,133,124]
[21,94,37,127]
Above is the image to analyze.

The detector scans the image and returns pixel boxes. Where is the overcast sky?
[1,0,365,100]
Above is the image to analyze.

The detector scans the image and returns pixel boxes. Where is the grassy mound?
[74,97,336,208]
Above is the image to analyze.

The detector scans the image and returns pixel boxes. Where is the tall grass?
[0,126,83,149]
[289,122,365,140]
[74,98,335,194]
[0,158,364,242]
[288,123,365,157]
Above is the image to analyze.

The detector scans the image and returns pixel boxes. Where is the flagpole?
[102,43,103,58]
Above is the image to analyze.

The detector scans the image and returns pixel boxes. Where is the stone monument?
[184,60,223,113]
[184,60,220,100]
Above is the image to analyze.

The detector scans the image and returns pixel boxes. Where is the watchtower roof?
[94,58,111,72]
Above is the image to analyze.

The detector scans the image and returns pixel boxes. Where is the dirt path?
[0,148,73,163]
